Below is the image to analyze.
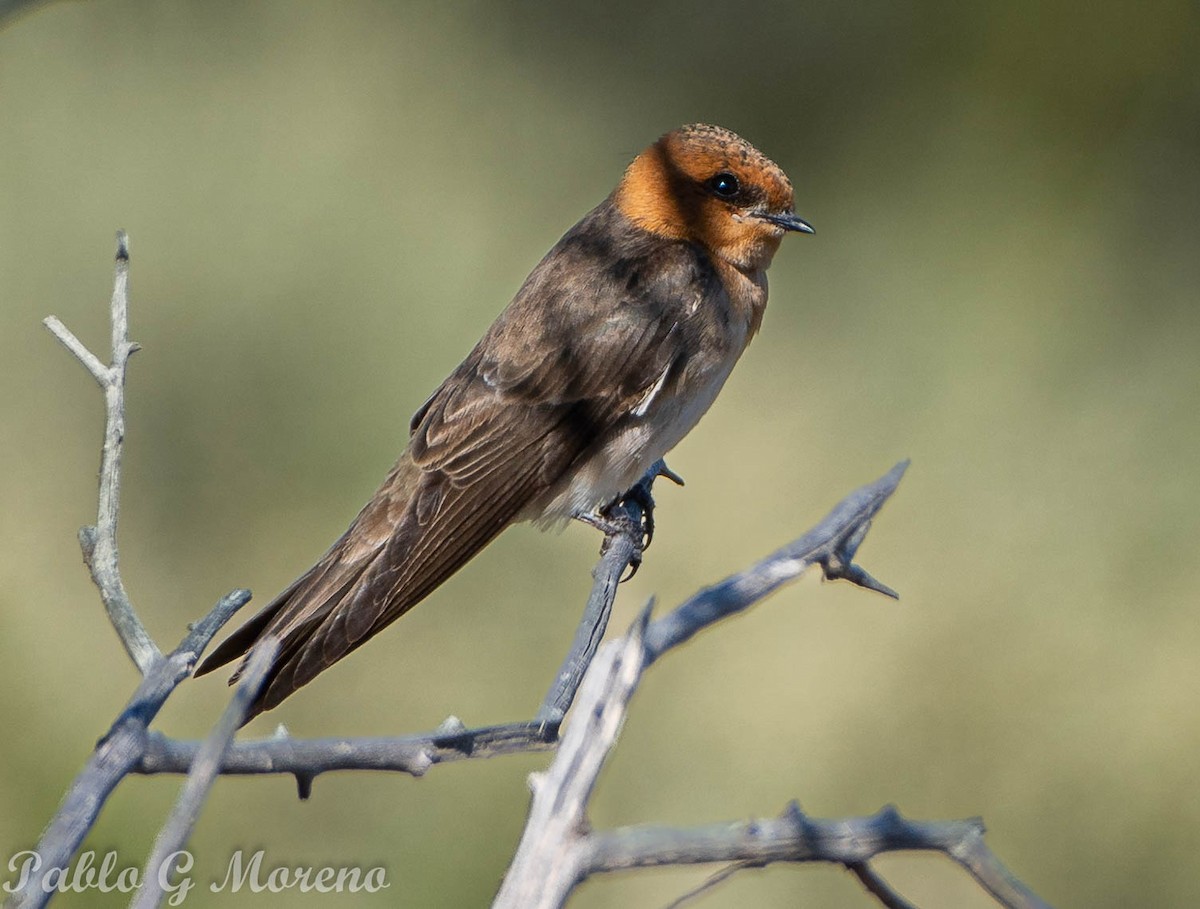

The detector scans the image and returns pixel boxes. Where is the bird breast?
[534,294,753,525]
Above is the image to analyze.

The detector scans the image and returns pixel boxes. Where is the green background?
[2,1,1198,906]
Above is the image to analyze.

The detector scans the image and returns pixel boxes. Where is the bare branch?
[133,462,666,796]
[948,822,1057,909]
[644,459,907,662]
[536,460,672,726]
[23,236,1051,909]
[44,230,159,674]
[133,637,279,909]
[493,608,653,909]
[583,803,1053,909]
[491,459,1052,909]
[5,589,251,909]
[135,718,558,786]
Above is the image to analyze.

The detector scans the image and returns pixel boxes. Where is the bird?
[196,123,814,719]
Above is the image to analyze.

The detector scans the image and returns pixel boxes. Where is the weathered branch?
[584,803,1051,909]
[133,637,279,909]
[536,460,677,726]
[492,461,1054,909]
[133,466,664,797]
[495,605,1056,909]
[849,861,922,909]
[136,718,559,783]
[8,233,260,909]
[659,862,750,909]
[494,609,652,907]
[6,589,251,909]
[43,231,160,674]
[644,459,906,662]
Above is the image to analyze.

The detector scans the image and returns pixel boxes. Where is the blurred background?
[2,1,1198,906]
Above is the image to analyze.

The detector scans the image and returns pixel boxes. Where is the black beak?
[759,211,815,234]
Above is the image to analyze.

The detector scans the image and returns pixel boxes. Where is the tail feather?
[195,409,584,721]
[193,574,306,679]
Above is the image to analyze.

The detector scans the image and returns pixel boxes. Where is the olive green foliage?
[1,2,1197,906]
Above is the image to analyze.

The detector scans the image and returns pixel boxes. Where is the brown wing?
[196,200,714,717]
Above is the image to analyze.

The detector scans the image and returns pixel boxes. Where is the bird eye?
[707,172,740,198]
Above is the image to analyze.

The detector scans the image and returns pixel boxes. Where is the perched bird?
[196,123,813,718]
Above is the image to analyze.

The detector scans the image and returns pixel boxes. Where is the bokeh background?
[2,1,1198,906]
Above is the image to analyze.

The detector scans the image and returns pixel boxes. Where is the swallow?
[196,123,814,718]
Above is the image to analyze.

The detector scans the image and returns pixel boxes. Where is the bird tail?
[195,454,426,721]
[194,446,527,722]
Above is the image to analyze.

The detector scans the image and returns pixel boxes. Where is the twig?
[660,862,750,909]
[134,463,661,796]
[44,230,160,674]
[133,637,279,909]
[948,821,1057,909]
[133,467,645,795]
[42,316,107,385]
[849,861,921,909]
[513,654,1057,909]
[644,459,907,662]
[536,460,672,726]
[4,590,251,909]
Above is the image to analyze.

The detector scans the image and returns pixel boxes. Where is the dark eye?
[707,172,740,198]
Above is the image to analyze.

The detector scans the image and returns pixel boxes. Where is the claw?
[575,510,644,580]
[622,481,656,550]
[573,459,683,581]
[623,458,682,551]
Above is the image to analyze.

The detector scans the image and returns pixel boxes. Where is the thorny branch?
[494,599,1054,909]
[11,234,1056,909]
[583,802,1051,909]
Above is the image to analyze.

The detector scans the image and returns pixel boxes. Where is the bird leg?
[575,460,685,580]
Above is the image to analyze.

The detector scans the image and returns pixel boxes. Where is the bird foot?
[575,459,684,582]
[575,509,645,579]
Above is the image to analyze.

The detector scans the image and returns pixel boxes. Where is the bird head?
[614,124,813,271]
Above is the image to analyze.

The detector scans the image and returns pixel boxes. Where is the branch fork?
[43,231,159,674]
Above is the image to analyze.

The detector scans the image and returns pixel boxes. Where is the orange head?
[614,124,813,271]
